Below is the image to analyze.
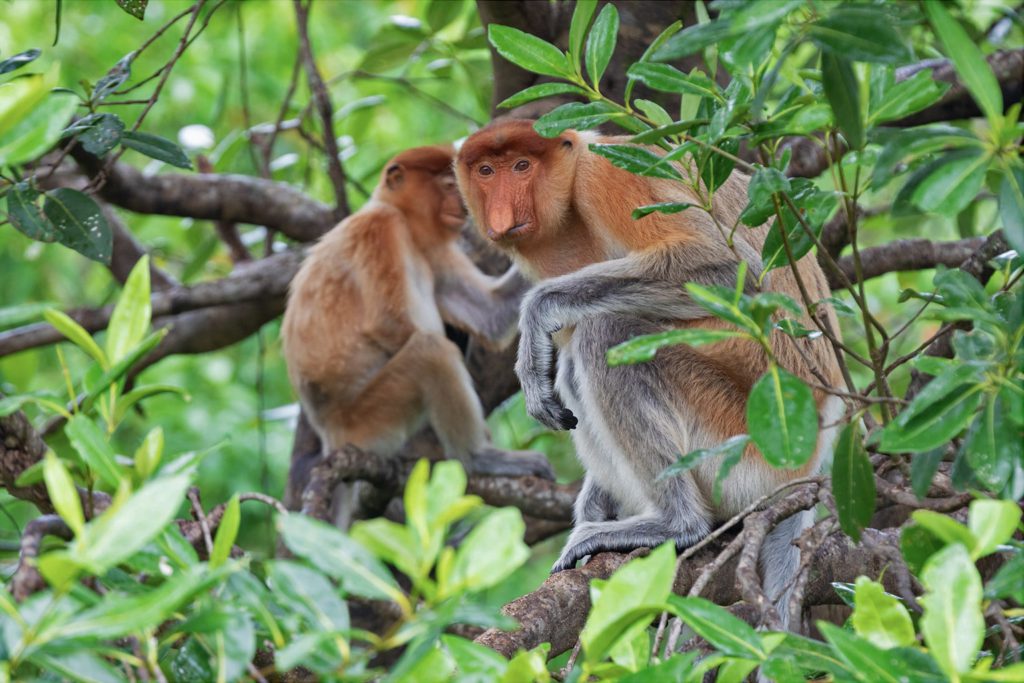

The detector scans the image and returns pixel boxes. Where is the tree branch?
[827,237,987,290]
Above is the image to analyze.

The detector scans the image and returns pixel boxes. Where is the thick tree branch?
[72,146,335,242]
[0,250,300,357]
[828,237,987,289]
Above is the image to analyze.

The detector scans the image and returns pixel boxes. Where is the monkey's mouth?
[491,222,534,243]
[442,212,468,228]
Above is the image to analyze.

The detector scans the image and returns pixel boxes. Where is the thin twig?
[187,487,214,556]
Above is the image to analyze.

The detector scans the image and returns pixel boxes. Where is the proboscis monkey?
[456,120,844,624]
[282,144,554,526]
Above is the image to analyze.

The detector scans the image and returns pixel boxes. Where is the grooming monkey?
[456,120,844,616]
[282,144,554,526]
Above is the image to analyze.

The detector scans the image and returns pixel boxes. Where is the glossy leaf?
[831,423,875,543]
[919,544,984,677]
[747,366,819,468]
[443,507,529,596]
[497,82,587,110]
[43,308,107,368]
[534,101,620,137]
[818,622,945,683]
[91,53,134,104]
[821,52,864,150]
[278,512,405,604]
[425,0,462,32]
[115,0,148,20]
[963,394,1019,491]
[998,167,1024,253]
[878,364,984,452]
[651,19,738,62]
[809,6,912,63]
[7,182,55,243]
[667,595,766,660]
[657,437,748,484]
[133,426,163,480]
[73,474,192,574]
[851,577,915,649]
[210,494,240,568]
[631,201,693,220]
[626,62,720,100]
[582,543,676,662]
[121,131,192,169]
[911,148,989,217]
[910,447,945,498]
[488,24,572,79]
[585,3,618,88]
[65,415,122,489]
[62,112,125,156]
[42,188,113,264]
[967,499,1021,559]
[869,70,950,125]
[607,327,742,366]
[589,143,682,180]
[80,329,167,414]
[568,0,598,60]
[105,255,151,364]
[923,0,1002,124]
[0,48,42,75]
[44,451,85,536]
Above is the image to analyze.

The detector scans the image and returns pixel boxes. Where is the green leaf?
[43,308,107,367]
[589,143,682,180]
[65,414,122,489]
[42,188,113,264]
[910,447,945,499]
[869,70,951,125]
[998,167,1024,254]
[91,53,134,104]
[351,518,419,580]
[133,426,164,481]
[582,543,676,662]
[818,622,945,683]
[831,423,875,543]
[497,83,587,110]
[73,473,192,574]
[879,364,984,452]
[0,92,79,167]
[121,131,192,169]
[278,512,405,604]
[33,651,122,683]
[115,0,148,20]
[585,3,618,88]
[533,101,620,137]
[626,62,721,100]
[913,509,978,550]
[631,202,693,220]
[568,0,598,61]
[7,182,55,243]
[963,394,1019,491]
[634,99,673,127]
[424,0,462,32]
[651,19,739,62]
[443,507,529,596]
[919,544,984,677]
[985,551,1024,603]
[967,499,1021,559]
[0,48,41,75]
[266,560,349,632]
[667,595,766,660]
[911,148,990,217]
[488,24,572,79]
[51,563,235,641]
[901,524,946,576]
[81,329,168,414]
[759,188,837,273]
[44,451,85,536]
[923,0,1003,124]
[809,6,912,63]
[821,52,864,150]
[747,366,819,468]
[851,577,916,649]
[115,385,189,425]
[441,635,506,678]
[712,442,745,505]
[62,112,125,157]
[659,435,751,481]
[0,70,53,140]
[210,494,240,568]
[763,633,853,680]
[607,327,742,366]
[106,255,151,363]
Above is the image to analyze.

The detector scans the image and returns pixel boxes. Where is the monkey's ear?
[385,163,404,190]
[560,138,573,150]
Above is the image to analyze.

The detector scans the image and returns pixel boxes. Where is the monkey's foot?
[551,520,702,573]
[468,447,556,481]
[523,386,577,431]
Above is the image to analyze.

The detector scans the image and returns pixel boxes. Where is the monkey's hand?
[517,293,577,431]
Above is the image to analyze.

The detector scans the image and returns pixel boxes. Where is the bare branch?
[10,515,73,601]
[827,237,987,289]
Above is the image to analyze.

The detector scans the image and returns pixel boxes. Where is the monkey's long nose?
[487,202,517,240]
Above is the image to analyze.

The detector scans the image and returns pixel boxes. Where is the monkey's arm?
[435,249,531,351]
[516,243,758,431]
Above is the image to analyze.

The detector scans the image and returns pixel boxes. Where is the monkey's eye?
[513,159,530,172]
[478,165,494,177]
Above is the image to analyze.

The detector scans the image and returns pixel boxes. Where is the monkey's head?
[377,145,466,241]
[456,119,579,246]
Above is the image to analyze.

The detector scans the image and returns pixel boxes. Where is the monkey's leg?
[552,316,715,572]
[329,331,554,481]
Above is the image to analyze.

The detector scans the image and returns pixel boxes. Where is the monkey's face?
[435,172,467,232]
[468,153,542,243]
